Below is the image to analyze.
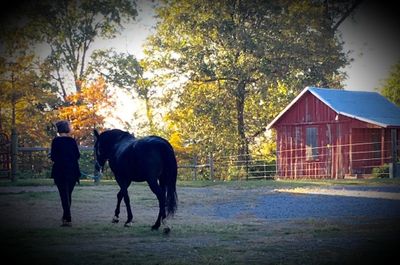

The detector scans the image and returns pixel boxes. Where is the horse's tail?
[163,142,178,217]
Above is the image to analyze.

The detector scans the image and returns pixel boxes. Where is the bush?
[371,164,389,178]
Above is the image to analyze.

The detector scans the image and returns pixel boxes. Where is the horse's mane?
[101,129,135,143]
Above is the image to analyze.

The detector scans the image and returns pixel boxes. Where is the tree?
[163,81,236,160]
[58,77,114,145]
[379,61,400,106]
[88,49,157,133]
[0,25,59,146]
[26,0,138,99]
[322,0,364,32]
[145,0,351,161]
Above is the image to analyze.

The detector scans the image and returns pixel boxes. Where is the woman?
[50,120,81,227]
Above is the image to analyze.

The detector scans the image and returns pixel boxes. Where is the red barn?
[267,87,400,179]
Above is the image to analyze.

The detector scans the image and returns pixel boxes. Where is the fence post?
[263,161,266,179]
[390,129,398,178]
[193,155,197,181]
[11,128,18,182]
[93,152,100,184]
[246,154,249,181]
[209,154,214,181]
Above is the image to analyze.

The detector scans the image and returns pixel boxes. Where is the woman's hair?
[55,120,71,134]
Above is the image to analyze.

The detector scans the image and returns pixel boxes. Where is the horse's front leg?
[123,188,134,227]
[112,190,124,223]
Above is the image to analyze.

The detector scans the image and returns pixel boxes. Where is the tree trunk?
[235,80,248,164]
[144,93,155,134]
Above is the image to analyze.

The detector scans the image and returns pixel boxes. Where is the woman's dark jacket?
[50,136,81,183]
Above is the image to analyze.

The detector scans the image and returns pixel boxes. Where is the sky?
[90,0,157,59]
[338,1,400,91]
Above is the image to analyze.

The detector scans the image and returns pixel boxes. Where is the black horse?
[93,129,178,231]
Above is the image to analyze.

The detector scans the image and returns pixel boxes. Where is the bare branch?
[332,0,364,31]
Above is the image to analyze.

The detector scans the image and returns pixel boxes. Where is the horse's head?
[93,128,135,177]
[93,129,107,175]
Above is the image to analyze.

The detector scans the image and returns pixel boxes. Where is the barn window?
[306,127,318,160]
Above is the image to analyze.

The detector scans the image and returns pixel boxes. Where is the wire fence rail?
[2,139,399,181]
[9,146,276,181]
[276,139,398,179]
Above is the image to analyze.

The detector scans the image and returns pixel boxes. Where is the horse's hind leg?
[112,190,124,223]
[147,178,166,231]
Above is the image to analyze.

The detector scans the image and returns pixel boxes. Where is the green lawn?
[2,176,400,188]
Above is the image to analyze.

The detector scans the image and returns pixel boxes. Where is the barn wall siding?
[274,91,399,179]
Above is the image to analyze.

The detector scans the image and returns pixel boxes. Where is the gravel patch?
[275,187,400,200]
[184,185,400,222]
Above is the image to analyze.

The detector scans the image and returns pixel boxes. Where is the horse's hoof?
[151,225,160,231]
[163,227,171,235]
[112,216,119,223]
[124,222,133,227]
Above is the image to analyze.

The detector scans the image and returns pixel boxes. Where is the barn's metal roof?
[267,86,400,129]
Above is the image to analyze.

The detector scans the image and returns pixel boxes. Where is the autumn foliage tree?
[1,0,137,148]
[58,77,114,145]
[0,24,58,146]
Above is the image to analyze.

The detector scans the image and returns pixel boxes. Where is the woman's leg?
[67,179,76,219]
[56,180,71,223]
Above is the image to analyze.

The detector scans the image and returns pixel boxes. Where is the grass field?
[0,178,399,265]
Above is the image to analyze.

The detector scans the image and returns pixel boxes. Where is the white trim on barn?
[267,86,400,130]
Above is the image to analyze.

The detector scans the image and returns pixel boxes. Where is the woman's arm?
[50,139,59,162]
[73,139,81,160]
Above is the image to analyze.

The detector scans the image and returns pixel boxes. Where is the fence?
[7,140,399,181]
[13,146,276,181]
[276,140,398,179]
[177,154,276,181]
[0,132,10,179]
[16,146,99,180]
